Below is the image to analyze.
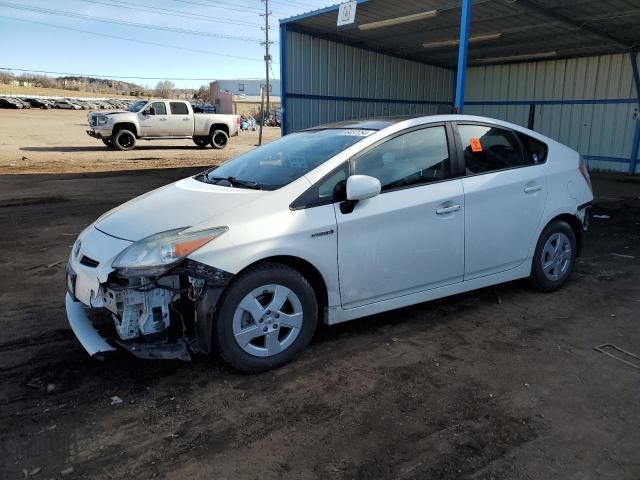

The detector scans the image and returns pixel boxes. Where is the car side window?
[290,163,348,210]
[457,124,528,174]
[352,126,451,192]
[517,132,548,164]
[170,102,189,115]
[149,102,167,115]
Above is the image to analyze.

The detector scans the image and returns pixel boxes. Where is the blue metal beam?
[279,23,287,136]
[454,0,472,113]
[629,49,640,174]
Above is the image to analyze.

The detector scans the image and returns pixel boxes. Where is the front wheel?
[112,129,136,151]
[213,263,318,372]
[210,130,229,149]
[193,136,209,148]
[530,220,577,292]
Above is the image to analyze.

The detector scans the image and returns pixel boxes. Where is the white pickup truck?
[87,99,240,151]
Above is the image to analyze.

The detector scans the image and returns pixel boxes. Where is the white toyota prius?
[66,115,593,371]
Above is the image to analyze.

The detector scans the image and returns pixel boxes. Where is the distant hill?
[56,76,144,93]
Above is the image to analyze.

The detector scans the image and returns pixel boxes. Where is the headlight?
[98,116,109,125]
[112,226,228,276]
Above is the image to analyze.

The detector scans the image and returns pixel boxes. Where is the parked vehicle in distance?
[66,114,593,371]
[240,116,257,131]
[55,100,81,110]
[86,99,240,150]
[13,98,31,109]
[24,98,52,109]
[0,97,24,109]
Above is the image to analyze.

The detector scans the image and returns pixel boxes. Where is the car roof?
[304,114,539,135]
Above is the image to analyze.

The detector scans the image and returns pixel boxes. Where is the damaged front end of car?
[66,226,231,361]
[100,259,232,360]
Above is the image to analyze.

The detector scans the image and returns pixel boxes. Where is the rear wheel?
[113,129,136,151]
[213,263,318,372]
[102,138,114,149]
[193,136,209,148]
[530,220,577,292]
[210,130,229,149]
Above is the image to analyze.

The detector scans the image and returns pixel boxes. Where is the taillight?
[236,116,241,126]
[579,155,592,192]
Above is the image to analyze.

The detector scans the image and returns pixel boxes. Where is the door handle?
[183,118,189,121]
[524,185,542,193]
[436,204,461,215]
[159,118,167,121]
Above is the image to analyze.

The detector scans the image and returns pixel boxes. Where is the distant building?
[209,79,280,97]
[210,79,281,116]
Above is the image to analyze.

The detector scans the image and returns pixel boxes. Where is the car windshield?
[197,129,375,190]
[128,100,148,112]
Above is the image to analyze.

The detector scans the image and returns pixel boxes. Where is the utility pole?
[258,0,272,145]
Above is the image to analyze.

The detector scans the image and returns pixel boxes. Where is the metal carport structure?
[279,0,640,174]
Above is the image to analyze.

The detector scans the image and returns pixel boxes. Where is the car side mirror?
[145,108,154,116]
[346,175,381,201]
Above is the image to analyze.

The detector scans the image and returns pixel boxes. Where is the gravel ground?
[0,109,639,479]
[0,109,280,174]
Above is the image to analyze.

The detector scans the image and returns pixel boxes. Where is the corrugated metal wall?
[283,30,454,133]
[465,53,640,173]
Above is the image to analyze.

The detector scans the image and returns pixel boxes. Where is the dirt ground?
[1,110,640,479]
[0,109,280,174]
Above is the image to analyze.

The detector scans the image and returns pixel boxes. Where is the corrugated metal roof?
[281,0,640,68]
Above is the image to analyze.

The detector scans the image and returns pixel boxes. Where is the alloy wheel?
[541,232,572,281]
[232,284,303,357]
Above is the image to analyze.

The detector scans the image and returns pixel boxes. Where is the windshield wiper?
[206,175,262,190]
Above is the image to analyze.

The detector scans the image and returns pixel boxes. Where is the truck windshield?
[196,129,375,190]
[128,100,148,112]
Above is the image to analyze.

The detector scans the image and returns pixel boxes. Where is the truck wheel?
[102,138,114,149]
[113,129,136,151]
[210,130,229,149]
[193,136,209,148]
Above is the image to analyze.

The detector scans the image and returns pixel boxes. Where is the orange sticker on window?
[469,137,483,152]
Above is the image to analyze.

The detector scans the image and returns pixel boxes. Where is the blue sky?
[0,0,337,88]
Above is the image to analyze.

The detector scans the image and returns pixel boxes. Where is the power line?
[169,0,287,15]
[169,0,289,16]
[0,67,275,82]
[78,0,275,28]
[0,2,268,42]
[0,15,275,63]
[270,0,317,9]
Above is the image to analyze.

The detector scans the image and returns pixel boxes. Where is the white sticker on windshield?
[338,129,375,137]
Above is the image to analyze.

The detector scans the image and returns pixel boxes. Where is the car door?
[335,124,465,309]
[138,101,169,136]
[453,122,548,280]
[168,101,193,136]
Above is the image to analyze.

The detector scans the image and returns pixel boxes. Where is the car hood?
[94,177,264,241]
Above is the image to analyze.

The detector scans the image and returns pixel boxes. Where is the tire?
[112,129,136,151]
[102,138,114,149]
[213,262,318,372]
[193,136,209,148]
[210,130,229,149]
[530,220,577,292]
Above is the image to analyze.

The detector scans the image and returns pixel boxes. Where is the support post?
[454,0,472,114]
[279,23,287,136]
[629,49,640,174]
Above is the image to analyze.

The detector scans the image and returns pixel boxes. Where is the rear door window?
[170,102,189,115]
[517,132,548,164]
[457,124,528,174]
